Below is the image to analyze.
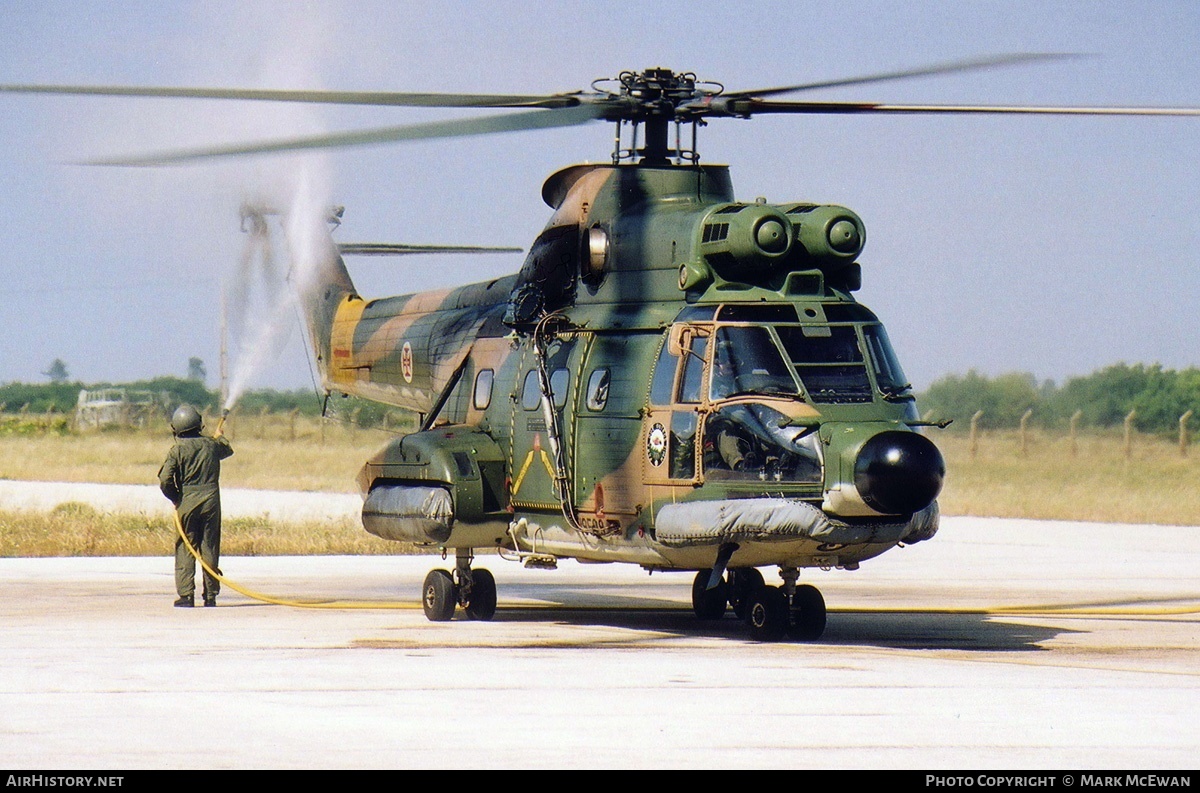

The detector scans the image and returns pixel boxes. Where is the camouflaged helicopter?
[6,57,1199,640]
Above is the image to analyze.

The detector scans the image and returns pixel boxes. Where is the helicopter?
[4,56,1198,641]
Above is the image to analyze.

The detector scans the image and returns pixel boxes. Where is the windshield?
[862,323,911,394]
[775,325,873,404]
[710,326,800,400]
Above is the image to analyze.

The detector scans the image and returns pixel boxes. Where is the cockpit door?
[644,325,711,495]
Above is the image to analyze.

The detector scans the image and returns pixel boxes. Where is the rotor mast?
[605,68,709,165]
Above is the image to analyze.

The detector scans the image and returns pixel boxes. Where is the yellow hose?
[172,509,417,610]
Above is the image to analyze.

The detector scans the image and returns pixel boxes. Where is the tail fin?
[289,209,357,393]
[237,202,358,395]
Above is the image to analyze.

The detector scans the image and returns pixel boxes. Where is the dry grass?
[0,415,393,493]
[934,429,1200,526]
[0,502,427,557]
[1,420,1198,558]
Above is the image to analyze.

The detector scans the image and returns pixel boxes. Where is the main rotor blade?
[82,104,605,166]
[727,53,1082,99]
[0,82,579,109]
[741,100,1200,117]
[338,243,522,256]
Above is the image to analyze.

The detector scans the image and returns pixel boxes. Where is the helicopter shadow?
[490,593,1071,651]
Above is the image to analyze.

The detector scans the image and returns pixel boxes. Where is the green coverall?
[158,432,234,600]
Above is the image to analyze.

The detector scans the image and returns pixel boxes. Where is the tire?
[745,585,788,642]
[728,567,765,620]
[422,569,456,622]
[691,569,729,621]
[788,584,827,641]
[463,568,497,621]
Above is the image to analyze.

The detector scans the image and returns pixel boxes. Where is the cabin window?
[586,368,610,412]
[550,368,569,409]
[521,370,541,410]
[473,369,494,410]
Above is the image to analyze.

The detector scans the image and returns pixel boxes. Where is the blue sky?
[0,0,1197,395]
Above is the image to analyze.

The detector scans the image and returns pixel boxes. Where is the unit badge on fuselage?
[401,341,413,384]
[647,423,667,467]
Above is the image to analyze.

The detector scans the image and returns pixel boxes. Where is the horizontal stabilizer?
[337,243,522,256]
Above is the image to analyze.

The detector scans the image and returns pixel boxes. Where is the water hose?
[171,419,415,610]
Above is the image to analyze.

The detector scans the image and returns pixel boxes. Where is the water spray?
[221,164,333,416]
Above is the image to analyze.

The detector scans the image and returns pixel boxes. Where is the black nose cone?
[853,431,945,515]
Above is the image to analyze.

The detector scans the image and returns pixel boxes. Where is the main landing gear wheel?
[463,568,497,621]
[691,569,729,621]
[422,569,456,622]
[788,583,827,641]
[745,585,789,642]
[728,567,765,620]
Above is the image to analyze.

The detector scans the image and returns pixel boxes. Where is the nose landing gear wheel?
[463,568,497,621]
[422,568,457,621]
[691,569,730,620]
[745,585,788,642]
[788,583,827,641]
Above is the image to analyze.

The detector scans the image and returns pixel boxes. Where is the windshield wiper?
[879,383,914,401]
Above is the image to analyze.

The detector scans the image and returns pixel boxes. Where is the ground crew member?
[158,405,233,608]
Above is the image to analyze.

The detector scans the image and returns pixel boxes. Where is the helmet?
[170,405,203,435]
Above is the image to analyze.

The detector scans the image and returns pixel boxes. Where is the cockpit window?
[677,334,708,404]
[716,304,798,323]
[862,324,911,395]
[703,403,822,483]
[649,339,676,406]
[710,326,799,400]
[776,325,872,403]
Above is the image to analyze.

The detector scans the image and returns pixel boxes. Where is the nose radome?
[853,431,945,515]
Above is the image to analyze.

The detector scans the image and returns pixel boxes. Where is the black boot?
[203,595,216,608]
[174,595,194,608]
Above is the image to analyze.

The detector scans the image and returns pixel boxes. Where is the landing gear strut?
[689,565,828,642]
[421,549,498,622]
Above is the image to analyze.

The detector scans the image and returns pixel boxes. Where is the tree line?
[918,364,1200,434]
[5,361,1198,436]
[0,377,405,429]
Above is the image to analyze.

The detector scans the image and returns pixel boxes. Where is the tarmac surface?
[1,483,1198,769]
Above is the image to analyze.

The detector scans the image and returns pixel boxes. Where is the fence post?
[1181,410,1194,458]
[1124,409,1137,460]
[970,410,983,459]
[1069,410,1082,457]
[1019,409,1033,456]
[289,408,299,442]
